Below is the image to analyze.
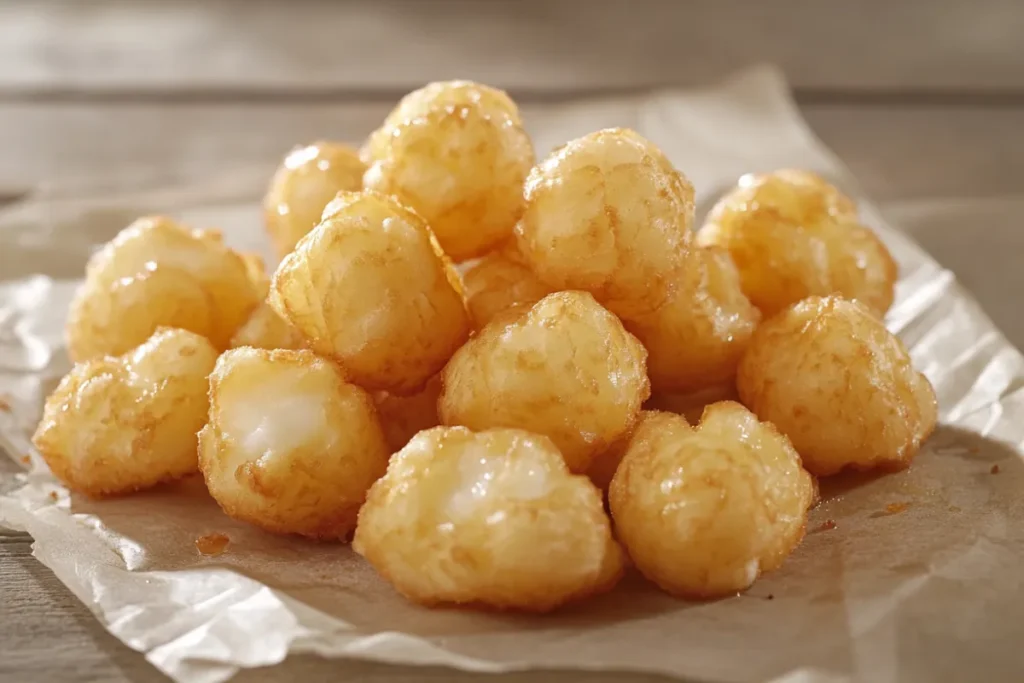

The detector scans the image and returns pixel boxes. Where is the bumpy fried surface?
[624,246,759,392]
[609,403,814,598]
[514,128,695,318]
[373,374,442,453]
[361,81,534,261]
[66,216,260,362]
[199,348,389,540]
[264,141,366,258]
[439,291,650,473]
[33,328,218,497]
[353,426,624,611]
[737,296,937,476]
[270,191,470,395]
[698,169,897,318]
[462,245,552,330]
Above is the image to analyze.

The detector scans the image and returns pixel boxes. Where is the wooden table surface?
[2,2,1023,681]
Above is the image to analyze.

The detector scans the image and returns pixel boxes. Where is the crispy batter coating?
[33,328,218,497]
[623,246,759,392]
[229,301,306,351]
[264,141,366,258]
[737,296,937,476]
[361,81,535,261]
[514,128,695,317]
[462,246,552,330]
[373,374,442,453]
[199,347,389,540]
[698,170,897,318]
[270,191,471,395]
[353,426,624,611]
[609,403,815,598]
[66,216,260,362]
[439,291,650,473]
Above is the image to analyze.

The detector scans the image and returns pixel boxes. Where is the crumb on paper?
[0,395,11,412]
[871,502,910,518]
[814,519,838,533]
[991,464,1001,474]
[195,533,230,556]
[20,455,31,465]
[48,491,58,501]
[767,594,775,601]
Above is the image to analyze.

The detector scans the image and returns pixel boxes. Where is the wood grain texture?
[0,100,1020,203]
[1,0,1023,95]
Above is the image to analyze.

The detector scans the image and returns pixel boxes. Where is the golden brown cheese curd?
[353,426,624,611]
[462,244,553,330]
[514,128,695,318]
[439,291,649,473]
[361,81,534,262]
[66,217,260,362]
[623,246,759,393]
[737,296,937,476]
[609,404,815,598]
[199,347,389,540]
[264,141,366,258]
[33,328,218,497]
[270,191,470,395]
[697,169,897,318]
[373,374,443,454]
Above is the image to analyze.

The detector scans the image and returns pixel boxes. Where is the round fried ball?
[439,291,650,473]
[33,328,219,497]
[270,191,471,395]
[264,141,366,258]
[462,245,552,330]
[353,426,624,611]
[229,301,306,351]
[373,374,442,453]
[67,216,260,362]
[623,246,759,392]
[609,403,815,598]
[697,169,897,318]
[737,296,937,476]
[361,81,534,262]
[514,128,695,317]
[199,347,389,540]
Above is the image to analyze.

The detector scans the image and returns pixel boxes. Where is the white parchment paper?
[2,67,1023,683]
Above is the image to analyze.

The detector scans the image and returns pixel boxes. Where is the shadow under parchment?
[61,425,1024,683]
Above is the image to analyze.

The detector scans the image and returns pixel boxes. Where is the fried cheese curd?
[361,81,535,262]
[373,374,443,453]
[66,216,260,362]
[264,141,367,258]
[199,348,389,540]
[33,328,218,497]
[270,191,471,395]
[514,128,695,318]
[230,253,306,351]
[439,291,649,473]
[623,245,760,392]
[609,404,815,598]
[353,426,624,611]
[462,242,553,329]
[697,169,897,318]
[737,296,937,476]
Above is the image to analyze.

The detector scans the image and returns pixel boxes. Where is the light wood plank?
[1,0,1023,95]
[0,100,1019,203]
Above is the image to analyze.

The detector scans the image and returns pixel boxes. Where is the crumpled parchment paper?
[2,67,1023,683]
